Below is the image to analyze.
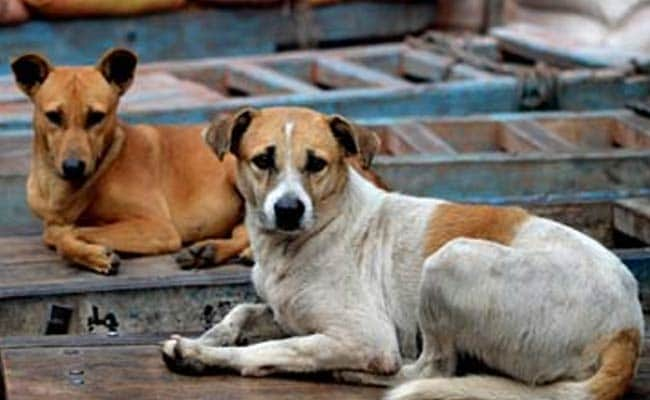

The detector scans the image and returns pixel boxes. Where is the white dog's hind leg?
[409,236,641,387]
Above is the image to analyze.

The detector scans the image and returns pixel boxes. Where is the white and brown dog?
[162,106,644,400]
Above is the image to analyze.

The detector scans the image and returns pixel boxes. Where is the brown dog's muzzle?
[61,157,87,181]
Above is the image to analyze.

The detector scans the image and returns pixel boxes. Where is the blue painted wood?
[0,1,437,74]
[3,110,650,234]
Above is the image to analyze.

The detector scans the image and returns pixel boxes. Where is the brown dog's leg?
[175,224,250,269]
[45,225,121,275]
[74,219,182,254]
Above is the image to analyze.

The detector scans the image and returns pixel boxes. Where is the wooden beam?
[387,122,457,154]
[615,199,650,244]
[225,63,320,95]
[314,56,410,89]
[503,120,579,152]
[0,235,252,300]
[401,49,496,82]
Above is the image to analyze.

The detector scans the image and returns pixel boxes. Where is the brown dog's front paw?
[82,246,121,275]
[174,243,215,270]
[104,251,121,275]
[161,335,207,375]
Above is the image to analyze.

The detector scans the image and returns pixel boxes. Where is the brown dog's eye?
[251,153,274,171]
[305,153,327,173]
[45,110,62,126]
[86,111,106,129]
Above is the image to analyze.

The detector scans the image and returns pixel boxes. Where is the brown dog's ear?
[11,53,52,97]
[328,115,380,169]
[97,48,137,95]
[204,107,258,160]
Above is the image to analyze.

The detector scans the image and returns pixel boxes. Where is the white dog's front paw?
[161,335,207,374]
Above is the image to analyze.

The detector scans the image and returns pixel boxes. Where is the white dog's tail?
[386,329,640,400]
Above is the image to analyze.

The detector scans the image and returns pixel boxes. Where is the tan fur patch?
[424,203,529,256]
[588,328,641,400]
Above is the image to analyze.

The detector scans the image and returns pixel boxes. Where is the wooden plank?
[314,56,410,89]
[0,333,176,350]
[1,342,649,400]
[387,123,457,154]
[0,345,385,400]
[503,120,579,152]
[374,149,650,203]
[401,49,496,81]
[615,199,650,245]
[0,237,251,300]
[400,49,454,82]
[225,63,320,95]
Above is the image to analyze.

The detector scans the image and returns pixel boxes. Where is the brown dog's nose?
[61,158,86,181]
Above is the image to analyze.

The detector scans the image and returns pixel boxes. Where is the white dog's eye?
[305,153,327,173]
[251,153,274,171]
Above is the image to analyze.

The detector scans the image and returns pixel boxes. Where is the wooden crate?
[2,110,650,234]
[0,337,648,400]
[1,197,650,339]
[1,41,649,132]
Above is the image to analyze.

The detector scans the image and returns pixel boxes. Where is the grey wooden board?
[0,236,250,299]
[1,340,649,400]
[0,236,257,337]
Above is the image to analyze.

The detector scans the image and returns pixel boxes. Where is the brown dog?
[11,48,252,274]
[12,49,387,275]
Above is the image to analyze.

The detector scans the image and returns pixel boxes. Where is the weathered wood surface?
[0,236,255,337]
[1,343,649,400]
[0,1,437,75]
[1,42,648,132]
[3,110,650,233]
[2,198,650,337]
[0,236,250,299]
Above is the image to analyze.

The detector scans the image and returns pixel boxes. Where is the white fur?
[164,166,643,400]
[261,121,314,230]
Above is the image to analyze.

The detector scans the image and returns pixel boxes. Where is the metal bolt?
[68,369,85,385]
[70,377,85,385]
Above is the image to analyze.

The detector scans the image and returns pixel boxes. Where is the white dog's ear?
[97,48,138,95]
[328,115,380,169]
[204,107,258,160]
[11,53,52,97]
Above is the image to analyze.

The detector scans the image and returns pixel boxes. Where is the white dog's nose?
[274,195,305,231]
